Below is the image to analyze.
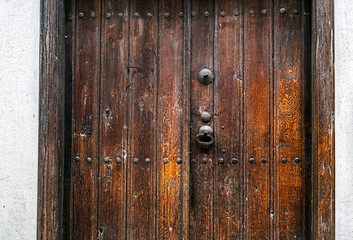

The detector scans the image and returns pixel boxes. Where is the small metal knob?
[197,68,214,85]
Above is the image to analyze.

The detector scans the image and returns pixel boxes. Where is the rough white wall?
[0,0,352,239]
[0,0,40,239]
[335,0,353,239]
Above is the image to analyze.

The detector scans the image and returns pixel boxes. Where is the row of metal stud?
[191,157,301,165]
[75,156,300,164]
[74,156,183,164]
[75,9,310,19]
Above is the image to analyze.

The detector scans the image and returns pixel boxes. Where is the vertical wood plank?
[71,1,101,239]
[189,0,215,239]
[38,0,66,239]
[273,0,306,238]
[127,0,157,238]
[243,1,272,239]
[156,1,184,239]
[63,0,74,239]
[98,0,128,239]
[312,0,335,238]
[213,0,243,239]
[181,0,191,238]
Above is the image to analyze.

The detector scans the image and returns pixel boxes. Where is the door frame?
[37,0,335,239]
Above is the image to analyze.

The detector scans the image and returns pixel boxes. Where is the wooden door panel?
[156,0,184,239]
[274,0,307,238]
[71,1,101,239]
[189,0,215,239]
[99,0,128,238]
[65,0,312,239]
[213,0,243,239]
[127,0,158,238]
[243,0,272,239]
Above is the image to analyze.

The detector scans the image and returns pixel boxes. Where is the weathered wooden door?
[64,0,312,239]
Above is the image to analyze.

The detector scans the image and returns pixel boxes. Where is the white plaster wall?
[0,0,352,239]
[0,0,40,239]
[335,0,353,239]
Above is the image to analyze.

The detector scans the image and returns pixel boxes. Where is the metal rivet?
[201,111,211,123]
[204,11,209,17]
[90,12,95,18]
[145,158,151,164]
[86,157,92,163]
[249,10,254,15]
[118,13,124,18]
[303,12,310,16]
[116,157,122,164]
[232,158,238,164]
[222,150,226,153]
[249,158,255,164]
[176,158,182,164]
[280,8,286,14]
[134,13,139,17]
[163,158,169,164]
[147,13,152,18]
[78,12,84,18]
[191,11,196,17]
[179,12,184,17]
[104,157,112,163]
[294,157,300,163]
[219,158,224,164]
[133,158,139,164]
[294,10,299,15]
[191,159,196,165]
[220,11,226,17]
[221,126,225,129]
[281,158,287,163]
[65,35,68,39]
[234,11,239,16]
[75,156,80,162]
[262,158,267,163]
[106,13,112,19]
[261,9,267,15]
[164,12,170,17]
[202,157,208,164]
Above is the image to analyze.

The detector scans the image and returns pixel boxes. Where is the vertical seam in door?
[97,0,104,236]
[154,0,159,238]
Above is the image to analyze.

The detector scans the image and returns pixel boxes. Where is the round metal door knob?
[197,68,214,85]
[201,111,211,123]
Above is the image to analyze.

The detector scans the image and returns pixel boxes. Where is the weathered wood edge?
[37,0,66,239]
[311,0,335,238]
[37,0,336,238]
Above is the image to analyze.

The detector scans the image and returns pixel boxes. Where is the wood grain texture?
[156,0,184,239]
[189,0,215,239]
[274,0,306,238]
[213,0,243,239]
[127,0,157,238]
[37,0,66,239]
[243,1,272,239]
[71,1,101,239]
[312,0,335,238]
[98,0,128,239]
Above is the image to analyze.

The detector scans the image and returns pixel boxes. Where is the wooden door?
[64,0,312,239]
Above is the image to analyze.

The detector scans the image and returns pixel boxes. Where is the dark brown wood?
[311,0,335,239]
[189,0,215,239]
[213,0,243,239]
[37,0,66,239]
[156,0,184,239]
[127,0,157,238]
[243,1,272,239]
[273,0,306,238]
[39,1,335,239]
[98,0,128,239]
[70,1,101,239]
